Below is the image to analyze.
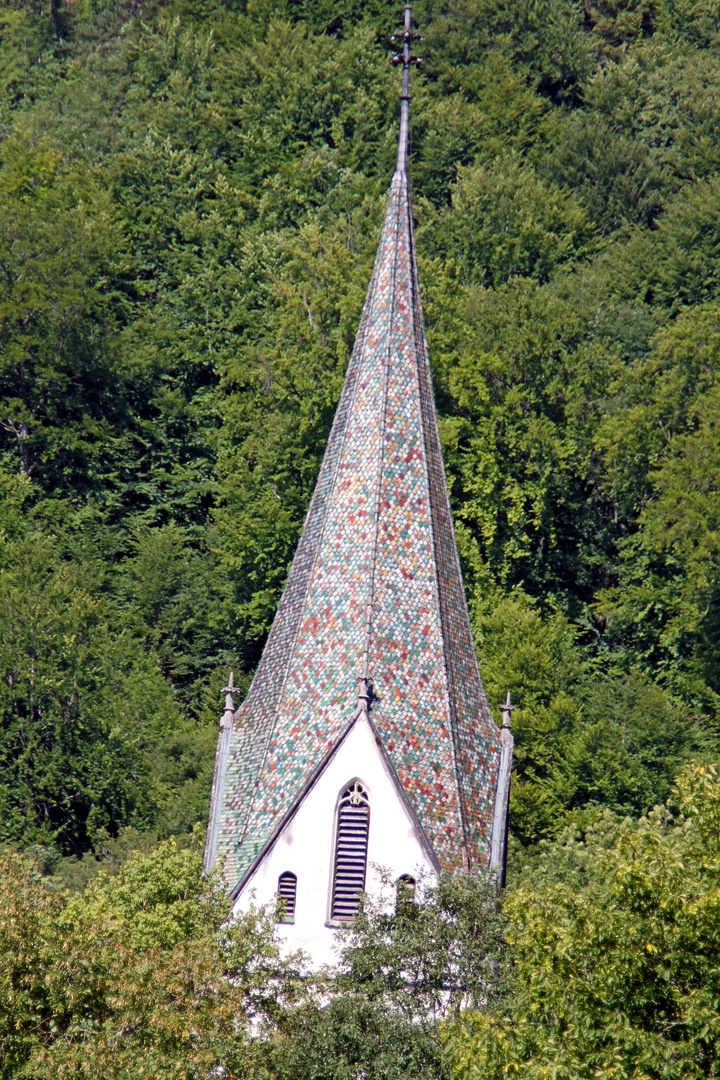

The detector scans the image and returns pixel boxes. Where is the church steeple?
[207,7,504,902]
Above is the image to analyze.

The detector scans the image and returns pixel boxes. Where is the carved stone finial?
[205,672,236,873]
[499,690,516,728]
[221,672,235,730]
[357,674,372,714]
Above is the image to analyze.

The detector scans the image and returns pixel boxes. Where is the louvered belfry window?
[330,780,370,921]
[277,871,297,923]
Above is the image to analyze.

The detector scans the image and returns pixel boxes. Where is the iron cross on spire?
[390,2,423,174]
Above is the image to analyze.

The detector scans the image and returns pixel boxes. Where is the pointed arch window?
[330,780,370,921]
[277,871,297,924]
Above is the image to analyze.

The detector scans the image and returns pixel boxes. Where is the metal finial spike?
[393,1,414,175]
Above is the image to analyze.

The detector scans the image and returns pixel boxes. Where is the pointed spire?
[212,11,501,893]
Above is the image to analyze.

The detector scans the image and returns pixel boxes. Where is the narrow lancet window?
[330,781,370,921]
[396,873,416,913]
[277,871,297,924]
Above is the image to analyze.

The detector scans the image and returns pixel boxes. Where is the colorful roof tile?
[210,9,501,893]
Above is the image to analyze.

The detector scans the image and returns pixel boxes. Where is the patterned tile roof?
[211,24,501,894]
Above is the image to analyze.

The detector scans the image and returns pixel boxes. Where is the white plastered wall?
[232,712,438,969]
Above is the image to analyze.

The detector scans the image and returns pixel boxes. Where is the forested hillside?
[1,0,719,878]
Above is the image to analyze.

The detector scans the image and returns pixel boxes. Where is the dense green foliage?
[3,5,720,1075]
[0,836,505,1080]
[268,871,506,1080]
[0,0,719,870]
[5,767,720,1078]
[443,763,720,1079]
[0,833,305,1078]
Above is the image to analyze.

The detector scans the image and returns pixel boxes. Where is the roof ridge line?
[358,180,405,705]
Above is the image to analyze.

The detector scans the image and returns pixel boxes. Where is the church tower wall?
[233,712,437,968]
